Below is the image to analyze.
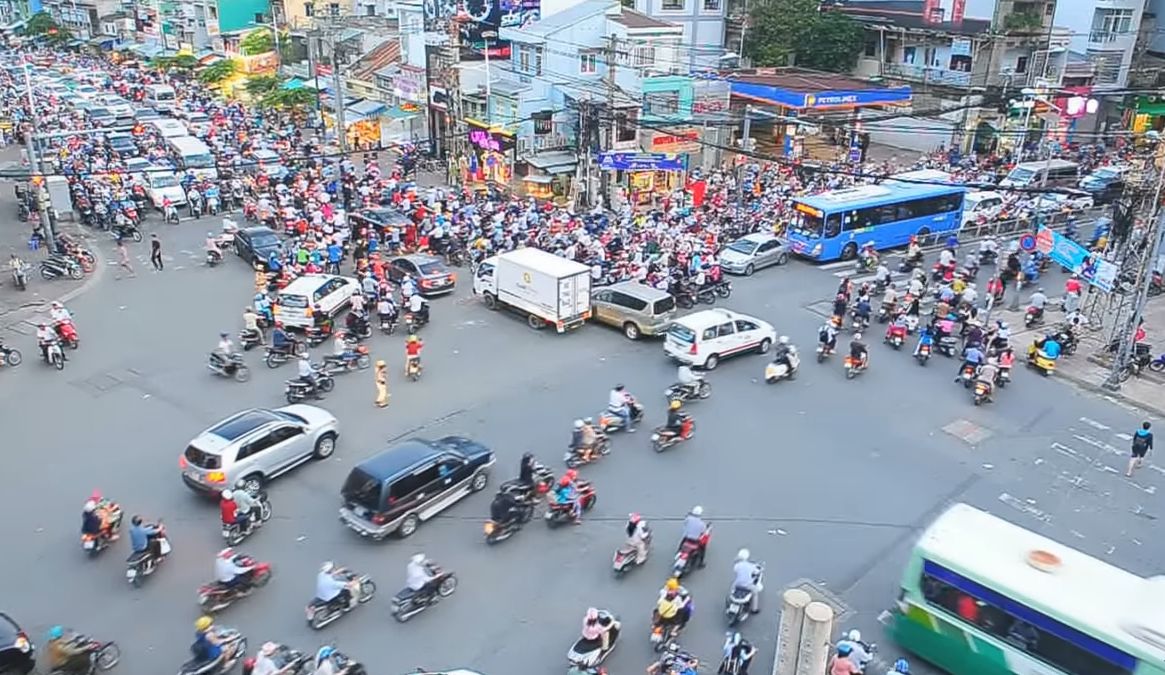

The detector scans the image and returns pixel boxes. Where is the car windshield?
[790,211,823,237]
[1090,168,1119,181]
[151,174,178,188]
[418,261,448,275]
[1006,167,1035,183]
[726,240,758,255]
[342,469,382,510]
[184,153,215,169]
[252,234,280,249]
[89,108,111,117]
[668,324,696,343]
[653,296,676,314]
[272,410,307,425]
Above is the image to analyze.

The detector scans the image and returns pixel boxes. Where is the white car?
[97,95,133,118]
[176,110,211,135]
[146,170,188,208]
[73,85,100,100]
[664,307,776,369]
[1038,190,1093,213]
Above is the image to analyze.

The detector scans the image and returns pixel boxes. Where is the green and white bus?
[888,503,1165,675]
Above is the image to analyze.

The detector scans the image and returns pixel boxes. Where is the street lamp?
[1010,86,1037,163]
[481,30,497,123]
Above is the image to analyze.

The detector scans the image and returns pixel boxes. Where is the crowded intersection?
[1,38,1163,675]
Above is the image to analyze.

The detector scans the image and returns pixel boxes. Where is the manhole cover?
[942,419,993,445]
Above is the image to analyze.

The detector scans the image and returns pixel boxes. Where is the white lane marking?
[1079,417,1110,430]
[1148,465,1165,476]
[1051,442,1080,459]
[1115,433,1133,441]
[818,260,856,271]
[1071,434,1124,457]
[998,493,1052,522]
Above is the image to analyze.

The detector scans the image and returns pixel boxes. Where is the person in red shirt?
[219,490,239,528]
[404,335,423,376]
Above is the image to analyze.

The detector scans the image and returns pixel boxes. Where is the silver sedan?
[719,233,790,276]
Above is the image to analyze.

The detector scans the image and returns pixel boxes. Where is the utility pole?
[600,33,618,209]
[22,62,56,253]
[735,104,752,213]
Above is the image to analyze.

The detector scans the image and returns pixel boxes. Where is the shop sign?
[647,128,700,154]
[692,79,730,117]
[392,65,426,103]
[532,111,553,135]
[950,38,971,57]
[241,52,278,75]
[467,121,515,154]
[598,152,683,171]
[1036,227,1118,293]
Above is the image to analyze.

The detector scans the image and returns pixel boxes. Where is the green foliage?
[198,59,239,84]
[744,0,864,73]
[24,11,58,36]
[244,74,281,96]
[153,53,198,71]
[1003,11,1042,32]
[260,87,316,111]
[240,28,275,56]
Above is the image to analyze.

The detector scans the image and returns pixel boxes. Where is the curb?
[1054,367,1165,419]
[0,226,107,333]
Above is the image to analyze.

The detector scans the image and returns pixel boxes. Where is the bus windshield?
[789,210,822,238]
[184,153,214,169]
[1006,167,1036,184]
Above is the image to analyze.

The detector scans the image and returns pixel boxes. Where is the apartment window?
[633,45,655,68]
[304,2,314,16]
[254,12,263,22]
[329,3,341,16]
[703,0,721,10]
[365,4,376,16]
[1093,52,1122,85]
[1091,8,1133,42]
[902,46,916,64]
[209,5,217,18]
[1015,55,1028,73]
[533,47,543,75]
[662,0,684,10]
[644,91,680,116]
[615,111,636,142]
[863,39,876,58]
[579,51,598,74]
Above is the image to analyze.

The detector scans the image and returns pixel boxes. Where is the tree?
[240,28,274,56]
[24,11,59,36]
[260,87,316,111]
[153,53,198,71]
[745,0,864,73]
[244,74,281,97]
[198,58,239,84]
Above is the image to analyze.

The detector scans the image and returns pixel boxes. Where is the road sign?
[1019,233,1036,252]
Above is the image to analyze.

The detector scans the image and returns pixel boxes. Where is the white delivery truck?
[472,247,592,332]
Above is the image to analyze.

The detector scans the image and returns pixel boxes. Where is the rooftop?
[348,39,401,82]
[828,0,993,36]
[729,68,890,93]
[502,0,613,41]
[609,8,677,30]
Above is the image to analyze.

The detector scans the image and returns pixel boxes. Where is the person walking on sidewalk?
[115,238,135,278]
[1127,422,1154,477]
[149,234,163,271]
[374,360,390,408]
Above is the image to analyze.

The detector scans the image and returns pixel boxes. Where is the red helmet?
[558,476,571,487]
[564,469,578,481]
[629,513,641,524]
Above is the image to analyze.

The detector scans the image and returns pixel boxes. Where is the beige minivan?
[591,281,676,340]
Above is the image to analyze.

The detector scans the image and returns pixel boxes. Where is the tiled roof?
[348,40,401,83]
[610,8,677,29]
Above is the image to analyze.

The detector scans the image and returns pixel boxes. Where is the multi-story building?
[632,0,726,68]
[272,0,346,29]
[42,0,122,38]
[1054,0,1150,92]
[0,0,37,24]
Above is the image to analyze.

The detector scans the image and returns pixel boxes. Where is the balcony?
[884,62,973,88]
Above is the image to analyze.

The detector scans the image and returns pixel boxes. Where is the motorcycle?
[958,364,978,389]
[843,355,865,379]
[875,303,893,324]
[612,526,651,576]
[40,255,85,281]
[55,320,80,350]
[44,340,66,370]
[915,341,932,366]
[973,379,992,406]
[241,645,311,675]
[406,356,423,382]
[563,434,611,468]
[594,399,644,433]
[651,415,695,452]
[497,462,556,502]
[177,628,245,675]
[125,524,171,587]
[650,614,684,652]
[10,260,27,290]
[198,557,273,612]
[206,249,223,267]
[672,529,711,579]
[403,312,427,334]
[884,324,907,350]
[1,343,23,368]
[816,341,834,363]
[664,380,711,403]
[208,353,250,382]
[54,635,120,674]
[1026,343,1057,377]
[111,223,142,243]
[81,503,122,558]
[937,335,959,358]
[263,342,306,368]
[322,345,372,373]
[313,649,366,675]
[567,611,620,672]
[379,314,397,335]
[708,280,733,299]
[726,562,764,627]
[304,325,332,347]
[284,372,335,403]
[222,494,273,545]
[238,329,262,352]
[1024,306,1044,329]
[164,206,180,225]
[391,564,458,622]
[764,349,800,383]
[306,570,376,629]
[484,503,535,544]
[544,480,597,527]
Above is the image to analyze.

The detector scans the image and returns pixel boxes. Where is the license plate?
[185,470,202,482]
[126,568,136,579]
[651,434,660,441]
[83,539,95,549]
[221,528,230,538]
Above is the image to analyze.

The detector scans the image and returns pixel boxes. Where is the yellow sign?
[794,202,822,217]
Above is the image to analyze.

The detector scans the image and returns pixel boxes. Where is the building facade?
[632,0,726,69]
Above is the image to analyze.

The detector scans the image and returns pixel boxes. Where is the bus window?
[792,211,822,237]
[824,214,841,238]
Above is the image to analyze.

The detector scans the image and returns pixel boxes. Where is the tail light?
[371,513,388,525]
[688,343,697,355]
[536,483,550,494]
[305,306,314,317]
[179,455,187,469]
[483,522,495,534]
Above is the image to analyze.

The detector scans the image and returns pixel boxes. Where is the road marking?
[998,493,1052,522]
[1079,417,1110,430]
[1148,465,1165,476]
[1115,433,1133,441]
[1127,481,1157,495]
[818,260,856,271]
[1069,530,1086,539]
[1071,434,1124,457]
[1051,442,1080,459]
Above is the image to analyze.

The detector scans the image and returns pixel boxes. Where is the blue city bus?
[787,182,966,262]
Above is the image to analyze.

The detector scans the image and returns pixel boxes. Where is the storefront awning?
[1136,100,1165,116]
[345,100,388,120]
[526,151,577,174]
[88,35,116,48]
[522,174,554,184]
[385,105,418,120]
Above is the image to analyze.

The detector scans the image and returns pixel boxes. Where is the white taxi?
[663,308,776,369]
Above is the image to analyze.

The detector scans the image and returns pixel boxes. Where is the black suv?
[0,613,34,674]
[339,437,495,540]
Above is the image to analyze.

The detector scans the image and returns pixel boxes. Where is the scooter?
[973,379,993,406]
[198,556,272,612]
[125,524,171,587]
[322,345,372,373]
[664,380,711,403]
[43,339,66,370]
[206,249,223,267]
[563,435,612,468]
[1027,343,1057,376]
[239,328,262,351]
[55,320,80,350]
[208,353,250,382]
[612,527,652,577]
[594,399,644,433]
[843,355,866,379]
[651,415,695,453]
[40,255,84,281]
[285,372,335,403]
[764,348,800,383]
[725,562,764,627]
[306,570,376,629]
[222,494,273,545]
[177,628,245,675]
[816,340,835,363]
[915,341,932,366]
[958,364,978,389]
[566,611,620,673]
[884,324,907,350]
[406,356,423,382]
[483,503,534,545]
[672,529,710,579]
[545,481,597,528]
[390,565,458,622]
[1024,306,1044,329]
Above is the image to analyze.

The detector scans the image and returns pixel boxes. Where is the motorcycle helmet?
[665,578,679,591]
[690,505,703,517]
[235,479,248,490]
[221,489,233,500]
[194,616,213,632]
[410,553,425,565]
[614,384,625,391]
[83,500,97,513]
[837,643,853,657]
[778,335,789,344]
[847,629,861,643]
[219,332,229,339]
[573,419,584,429]
[48,626,64,640]
[320,562,334,574]
[260,642,278,656]
[316,646,335,662]
[894,658,911,674]
[219,548,234,559]
[51,301,62,309]
[558,476,571,487]
[583,417,594,425]
[736,548,750,562]
[376,360,385,368]
[207,232,214,238]
[408,335,418,343]
[669,399,682,411]
[854,333,863,341]
[628,512,641,525]
[300,353,310,360]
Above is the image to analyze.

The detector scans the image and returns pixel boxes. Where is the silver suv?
[180,405,340,495]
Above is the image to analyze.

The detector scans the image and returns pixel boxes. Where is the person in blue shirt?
[191,616,222,664]
[956,344,985,381]
[853,297,871,329]
[266,251,282,274]
[1128,421,1154,477]
[270,322,291,353]
[128,515,160,559]
[327,241,343,274]
[554,472,581,522]
[945,233,959,251]
[913,326,934,357]
[1036,333,1062,360]
[253,293,272,323]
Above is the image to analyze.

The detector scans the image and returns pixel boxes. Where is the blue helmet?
[837,643,853,657]
[48,625,64,640]
[316,646,335,663]
[894,658,911,674]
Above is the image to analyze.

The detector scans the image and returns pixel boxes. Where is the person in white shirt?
[408,293,428,326]
[49,301,72,325]
[607,385,636,432]
[214,548,254,590]
[731,549,763,613]
[405,553,437,600]
[250,642,292,675]
[36,323,58,362]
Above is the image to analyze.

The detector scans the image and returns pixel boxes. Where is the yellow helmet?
[194,616,213,632]
[665,577,680,591]
[376,360,386,368]
[669,399,682,411]
[408,335,418,343]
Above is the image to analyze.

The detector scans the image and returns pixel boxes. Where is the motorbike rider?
[608,384,637,432]
[887,659,911,675]
[332,331,356,364]
[210,332,234,370]
[989,321,1011,353]
[836,630,874,673]
[581,607,615,653]
[956,343,985,381]
[680,505,709,568]
[874,262,891,289]
[297,353,320,396]
[626,513,651,565]
[655,582,687,636]
[554,471,582,521]
[251,642,295,675]
[407,292,429,326]
[722,632,758,675]
[819,320,839,354]
[232,480,260,526]
[518,452,537,489]
[311,646,353,675]
[316,562,354,609]
[8,253,27,284]
[1034,332,1063,360]
[81,500,103,542]
[849,333,868,369]
[46,626,92,675]
[49,300,72,327]
[270,322,292,354]
[191,616,224,666]
[905,236,922,266]
[377,294,398,327]
[772,335,794,371]
[215,547,255,591]
[1027,287,1048,320]
[570,419,597,463]
[205,231,222,260]
[831,293,848,322]
[853,296,872,330]
[242,306,263,345]
[976,358,1000,401]
[880,283,898,312]
[732,549,763,613]
[129,515,162,560]
[829,643,861,675]
[665,399,687,437]
[219,489,245,531]
[37,323,60,363]
[676,363,705,399]
[661,577,693,628]
[489,488,524,527]
[405,553,439,603]
[405,335,424,374]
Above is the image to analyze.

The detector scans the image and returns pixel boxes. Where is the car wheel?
[776,252,789,265]
[470,470,489,492]
[840,243,858,261]
[623,322,641,340]
[758,338,772,354]
[313,433,336,459]
[704,354,720,370]
[398,513,420,538]
[242,474,263,495]
[743,264,755,277]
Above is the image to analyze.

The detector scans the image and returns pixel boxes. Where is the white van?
[167,136,218,180]
[151,118,190,139]
[962,191,1005,225]
[274,274,361,329]
[144,84,176,112]
[999,159,1080,189]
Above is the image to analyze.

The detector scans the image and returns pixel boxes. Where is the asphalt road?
[1,212,1161,675]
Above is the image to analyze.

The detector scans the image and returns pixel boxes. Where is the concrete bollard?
[795,601,834,675]
[773,588,812,675]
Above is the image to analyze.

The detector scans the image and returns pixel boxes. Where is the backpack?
[1133,433,1150,452]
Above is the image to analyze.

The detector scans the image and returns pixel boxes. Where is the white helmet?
[410,553,425,565]
[737,548,750,562]
[854,333,863,340]
[221,489,233,500]
[848,629,862,643]
[83,500,97,513]
[690,505,704,517]
[320,561,334,573]
[574,419,584,429]
[778,335,789,345]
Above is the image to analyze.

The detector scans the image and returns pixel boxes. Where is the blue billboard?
[1035,227,1119,293]
[598,152,684,171]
